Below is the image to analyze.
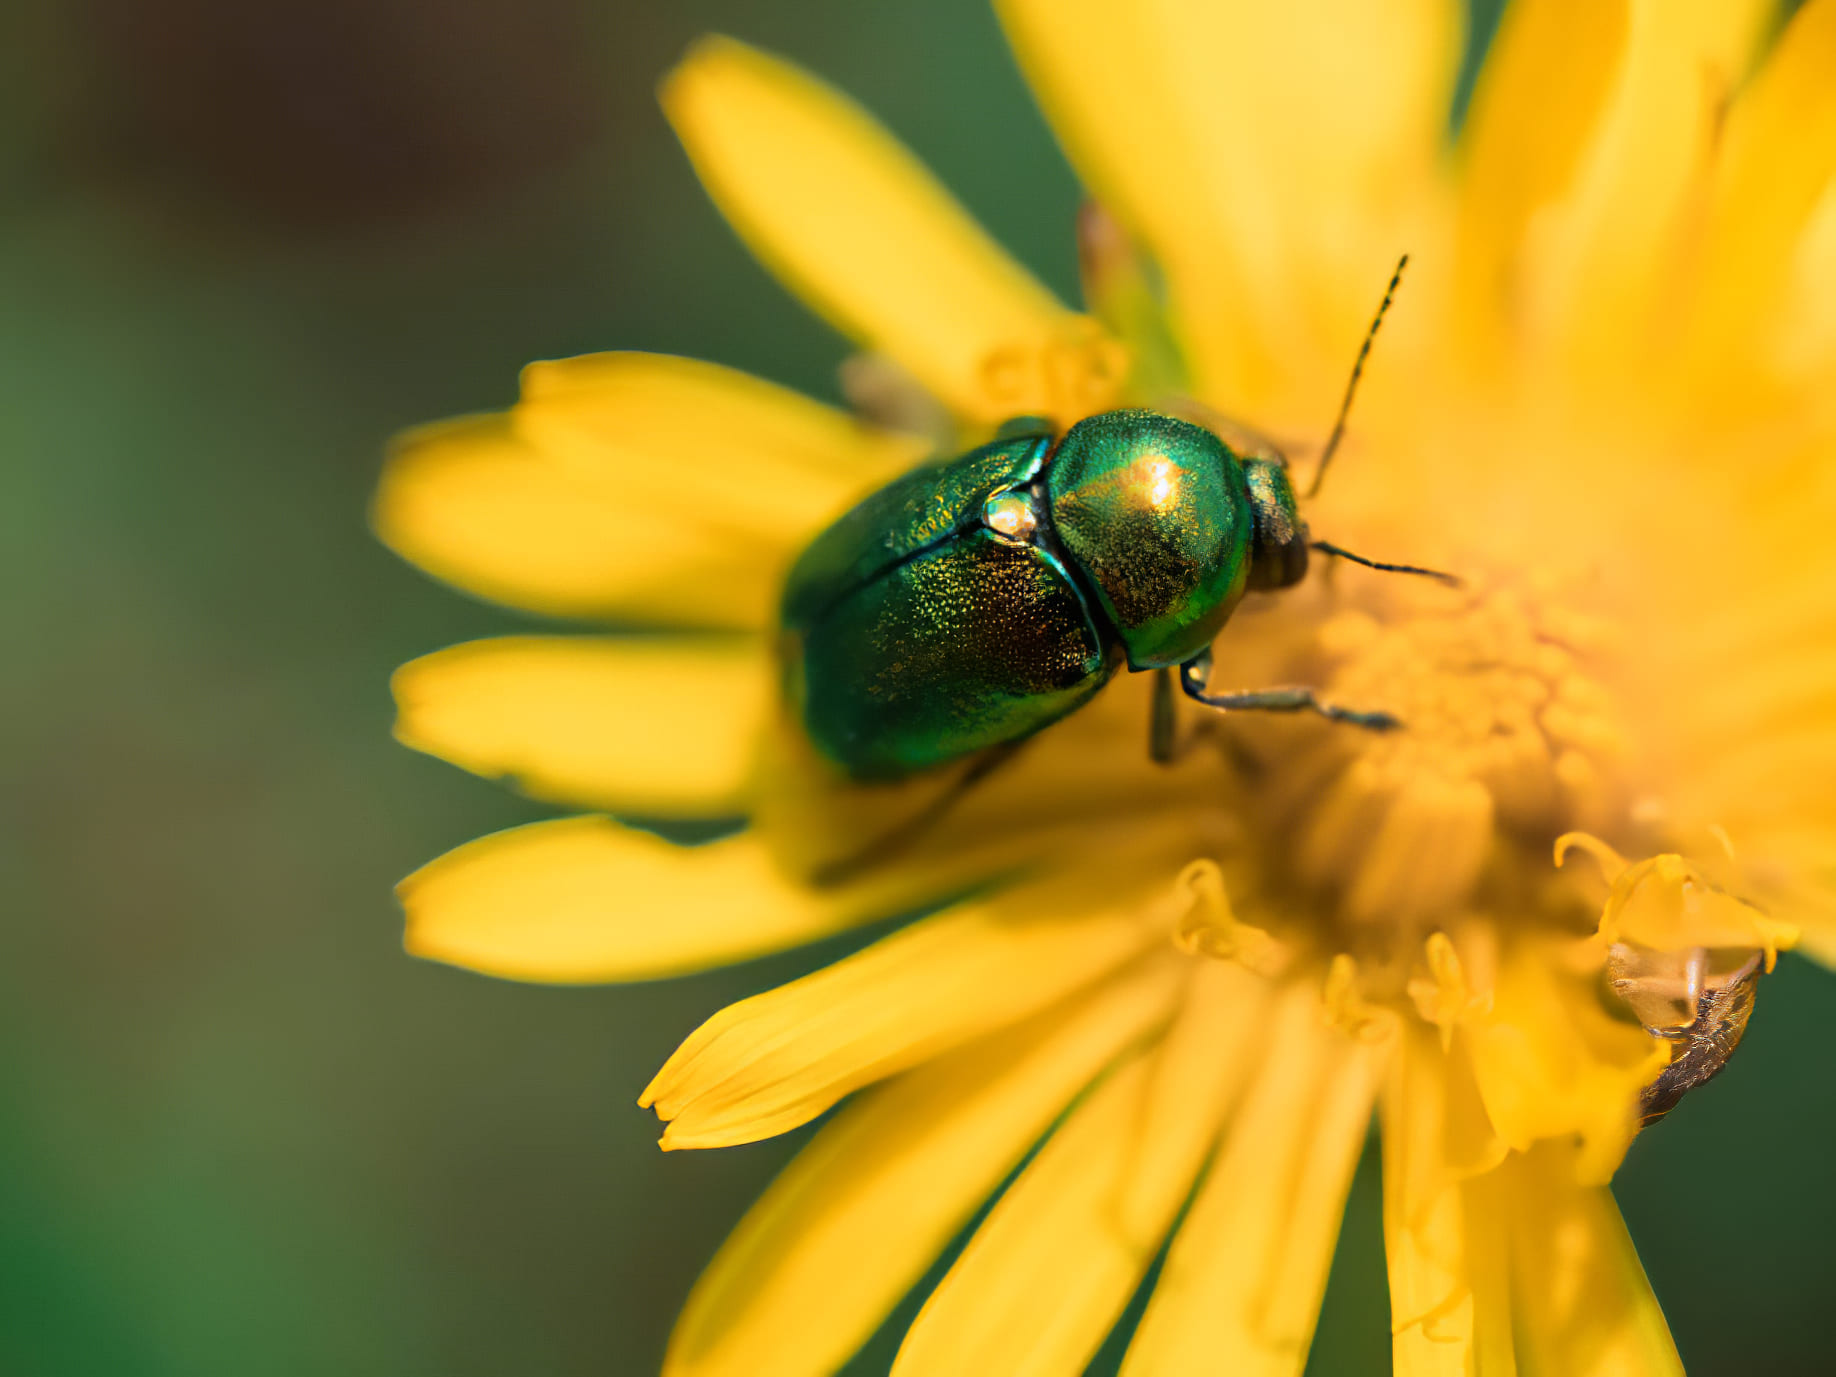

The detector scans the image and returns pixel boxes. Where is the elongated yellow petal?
[1790,905,1836,969]
[516,351,922,533]
[392,635,769,817]
[376,357,911,627]
[663,959,1184,1377]
[1121,981,1383,1377]
[1683,0,1836,385]
[1453,0,1630,369]
[373,415,778,627]
[1511,0,1774,384]
[1383,1042,1682,1375]
[1462,935,1664,1184]
[1000,0,1457,416]
[894,962,1268,1377]
[1770,173,1836,393]
[993,0,1234,337]
[400,816,989,984]
[662,36,1115,426]
[1381,1027,1517,1377]
[1505,1141,1683,1376]
[641,842,1190,1150]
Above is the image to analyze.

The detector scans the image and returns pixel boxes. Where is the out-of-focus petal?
[662,959,1184,1377]
[893,962,1266,1376]
[1682,0,1836,392]
[515,351,922,533]
[641,841,1191,1150]
[1462,934,1665,1184]
[374,415,776,627]
[400,816,999,984]
[662,37,1118,427]
[1000,0,1458,417]
[1381,1026,1517,1376]
[1452,0,1629,371]
[1506,1141,1684,1376]
[1466,0,1773,386]
[392,635,769,817]
[376,357,916,627]
[1120,982,1384,1377]
[1770,175,1836,399]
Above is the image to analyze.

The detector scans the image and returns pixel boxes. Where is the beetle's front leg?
[1178,650,1402,732]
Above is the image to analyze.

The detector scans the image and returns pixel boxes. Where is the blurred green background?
[3,2,1831,1373]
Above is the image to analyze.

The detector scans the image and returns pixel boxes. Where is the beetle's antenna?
[1307,254,1409,498]
[1312,539,1462,587]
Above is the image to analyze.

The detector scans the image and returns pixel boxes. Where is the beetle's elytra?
[779,409,1325,780]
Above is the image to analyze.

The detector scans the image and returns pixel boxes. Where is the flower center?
[1219,574,1627,946]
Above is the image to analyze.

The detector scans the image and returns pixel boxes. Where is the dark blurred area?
[2,2,1829,1374]
[79,0,602,225]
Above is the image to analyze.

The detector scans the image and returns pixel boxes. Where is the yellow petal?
[1503,0,1774,384]
[399,816,985,984]
[1121,981,1384,1377]
[373,414,777,627]
[392,635,769,817]
[1791,907,1836,970]
[376,356,913,627]
[515,351,921,534]
[1000,0,1458,415]
[641,841,1191,1150]
[1592,852,1799,968]
[1683,0,1836,383]
[1453,0,1632,368]
[994,0,1180,247]
[894,962,1268,1377]
[1462,935,1665,1184]
[995,0,1241,379]
[1381,1025,1517,1377]
[1505,1141,1683,1376]
[663,958,1184,1377]
[662,36,1116,427]
[1770,167,1836,392]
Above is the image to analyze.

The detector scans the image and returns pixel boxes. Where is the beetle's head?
[1241,457,1310,591]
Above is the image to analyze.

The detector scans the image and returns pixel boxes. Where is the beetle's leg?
[811,741,1026,888]
[1150,667,1178,764]
[1179,652,1402,732]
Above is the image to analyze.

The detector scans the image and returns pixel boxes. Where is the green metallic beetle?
[780,259,1444,782]
[783,409,1394,779]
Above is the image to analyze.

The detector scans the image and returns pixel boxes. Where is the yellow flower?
[375,3,1836,1373]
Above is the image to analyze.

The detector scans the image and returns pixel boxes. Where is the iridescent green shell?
[782,431,1045,625]
[781,432,1110,779]
[1043,410,1253,668]
[781,411,1295,779]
